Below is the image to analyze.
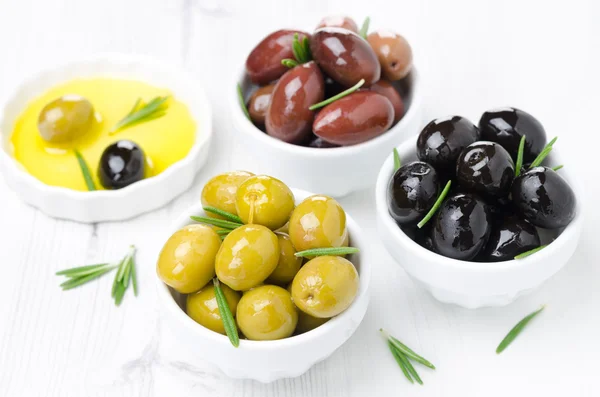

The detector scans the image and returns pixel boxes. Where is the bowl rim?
[155,187,371,349]
[375,134,584,272]
[0,53,213,200]
[230,64,422,158]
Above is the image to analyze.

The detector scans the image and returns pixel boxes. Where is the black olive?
[511,166,576,229]
[487,196,514,224]
[98,140,145,189]
[431,193,492,260]
[416,116,480,177]
[456,141,515,197]
[401,222,433,250]
[479,107,547,162]
[387,161,439,225]
[482,217,541,262]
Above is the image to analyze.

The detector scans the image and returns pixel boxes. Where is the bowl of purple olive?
[231,16,422,197]
[375,108,583,308]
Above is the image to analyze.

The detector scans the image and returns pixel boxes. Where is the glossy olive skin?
[291,255,359,318]
[369,80,404,123]
[401,223,433,251]
[266,61,324,144]
[235,175,295,230]
[201,171,254,218]
[157,225,220,294]
[289,195,347,252]
[512,167,576,229]
[388,161,439,225]
[236,285,298,340]
[417,116,480,176]
[245,29,310,85]
[310,27,380,87]
[296,311,330,334]
[313,91,394,146]
[431,193,492,261]
[215,224,280,291]
[98,140,145,189]
[479,107,547,162]
[38,95,95,143]
[367,30,413,81]
[456,141,515,197]
[482,217,541,262]
[266,234,302,285]
[248,84,275,126]
[307,135,340,148]
[186,284,241,334]
[316,16,359,33]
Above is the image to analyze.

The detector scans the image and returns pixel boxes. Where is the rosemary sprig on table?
[57,263,117,290]
[417,180,452,229]
[74,150,97,191]
[109,96,169,134]
[111,245,138,306]
[496,305,545,354]
[295,247,359,258]
[214,278,240,347]
[380,328,435,385]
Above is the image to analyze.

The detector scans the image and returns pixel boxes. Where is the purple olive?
[247,84,275,126]
[369,80,404,123]
[315,16,359,33]
[265,61,324,144]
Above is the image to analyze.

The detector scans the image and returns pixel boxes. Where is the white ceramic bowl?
[375,136,583,308]
[156,188,371,382]
[231,68,422,198]
[0,54,212,223]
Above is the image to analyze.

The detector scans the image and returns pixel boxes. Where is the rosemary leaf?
[514,244,547,259]
[496,305,545,354]
[123,256,132,289]
[203,206,243,224]
[281,59,299,68]
[309,79,365,110]
[393,148,401,172]
[515,135,526,177]
[74,150,97,191]
[295,247,359,258]
[190,215,243,230]
[552,164,564,171]
[113,283,126,306]
[216,229,231,236]
[213,278,240,347]
[417,180,452,229]
[292,33,307,63]
[381,329,436,369]
[388,341,413,384]
[237,84,251,120]
[396,348,423,385]
[56,263,110,276]
[110,96,169,134]
[60,266,116,290]
[302,36,312,61]
[529,136,558,168]
[131,253,138,296]
[359,17,370,39]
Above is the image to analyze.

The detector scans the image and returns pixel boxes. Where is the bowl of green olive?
[155,171,371,382]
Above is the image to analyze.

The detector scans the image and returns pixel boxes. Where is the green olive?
[236,285,298,340]
[37,95,95,143]
[291,255,358,318]
[201,171,254,218]
[235,175,295,230]
[288,195,348,252]
[266,234,302,285]
[296,311,330,334]
[157,224,220,294]
[186,283,241,334]
[215,224,280,291]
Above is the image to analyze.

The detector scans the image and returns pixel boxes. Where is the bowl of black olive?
[231,16,423,197]
[375,109,583,308]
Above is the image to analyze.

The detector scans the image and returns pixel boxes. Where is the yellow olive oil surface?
[10,78,196,191]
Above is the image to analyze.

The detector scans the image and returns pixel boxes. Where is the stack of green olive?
[157,171,360,341]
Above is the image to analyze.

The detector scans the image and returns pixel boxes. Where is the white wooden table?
[1,1,599,396]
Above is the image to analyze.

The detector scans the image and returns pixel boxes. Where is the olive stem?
[417,180,452,229]
[393,148,401,172]
[237,84,251,121]
[309,79,365,111]
[552,164,564,171]
[529,136,558,169]
[281,58,299,68]
[514,135,526,177]
[496,305,545,354]
[359,16,370,40]
[74,150,97,191]
[514,244,547,259]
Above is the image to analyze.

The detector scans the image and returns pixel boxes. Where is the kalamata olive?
[247,84,275,126]
[431,193,492,260]
[316,16,359,33]
[511,166,576,229]
[479,107,547,162]
[98,140,145,189]
[266,61,324,144]
[313,91,393,146]
[456,141,515,197]
[417,116,480,177]
[369,80,404,123]
[324,76,345,99]
[246,30,310,85]
[310,28,380,87]
[482,217,541,262]
[387,161,439,225]
[367,30,413,81]
[307,135,339,148]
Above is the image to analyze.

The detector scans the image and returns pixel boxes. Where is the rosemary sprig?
[190,216,243,230]
[291,33,312,64]
[110,245,137,306]
[529,136,557,169]
[514,244,547,259]
[237,84,251,120]
[203,206,243,224]
[552,164,564,171]
[74,150,97,191]
[309,79,365,110]
[295,247,359,258]
[110,96,169,134]
[58,263,117,290]
[382,329,436,369]
[381,328,435,385]
[213,278,240,347]
[359,17,370,39]
[388,341,413,383]
[281,59,299,68]
[515,135,526,177]
[496,305,545,354]
[393,148,401,172]
[417,180,452,229]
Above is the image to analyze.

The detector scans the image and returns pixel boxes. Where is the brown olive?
[310,28,380,87]
[247,84,275,126]
[315,16,359,33]
[367,30,413,81]
[245,30,310,85]
[265,61,324,144]
[313,91,394,146]
[369,80,404,123]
